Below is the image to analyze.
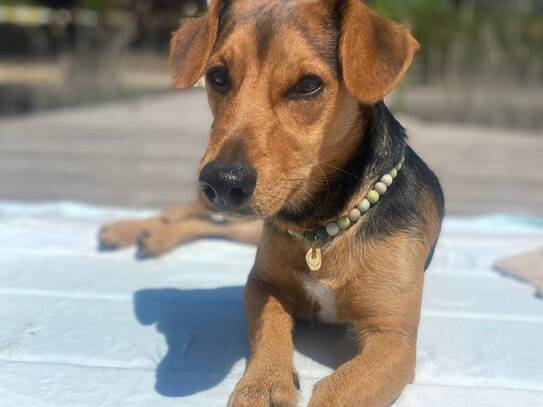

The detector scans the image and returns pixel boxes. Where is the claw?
[97,237,120,252]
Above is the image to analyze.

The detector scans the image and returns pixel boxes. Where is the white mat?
[1,202,543,407]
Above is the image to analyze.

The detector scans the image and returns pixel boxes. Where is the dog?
[99,0,444,405]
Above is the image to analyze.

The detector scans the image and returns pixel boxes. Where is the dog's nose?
[199,164,257,210]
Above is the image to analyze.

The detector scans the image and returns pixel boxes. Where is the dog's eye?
[289,75,325,99]
[206,67,229,93]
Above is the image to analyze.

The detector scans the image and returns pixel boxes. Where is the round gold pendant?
[306,247,322,271]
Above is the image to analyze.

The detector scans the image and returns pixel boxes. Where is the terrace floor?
[1,89,542,217]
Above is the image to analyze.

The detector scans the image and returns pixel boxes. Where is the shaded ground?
[0,89,542,217]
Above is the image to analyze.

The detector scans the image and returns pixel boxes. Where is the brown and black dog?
[99,0,444,405]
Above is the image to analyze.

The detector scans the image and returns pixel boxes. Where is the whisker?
[316,160,362,180]
[314,164,330,199]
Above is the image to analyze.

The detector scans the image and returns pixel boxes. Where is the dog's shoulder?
[358,107,444,268]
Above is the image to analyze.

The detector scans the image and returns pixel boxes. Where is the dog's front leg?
[308,330,416,407]
[229,275,298,407]
[98,200,207,251]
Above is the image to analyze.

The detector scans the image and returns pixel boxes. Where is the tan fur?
[338,0,420,104]
[99,201,262,257]
[100,1,440,406]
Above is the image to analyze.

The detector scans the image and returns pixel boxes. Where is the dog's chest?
[301,276,338,324]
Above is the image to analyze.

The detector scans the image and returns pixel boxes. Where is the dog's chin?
[225,205,262,220]
[225,201,283,221]
[197,194,263,220]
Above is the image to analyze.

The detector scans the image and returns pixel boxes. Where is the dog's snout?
[199,164,257,210]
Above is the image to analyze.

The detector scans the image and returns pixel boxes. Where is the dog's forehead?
[217,0,338,71]
[226,0,324,18]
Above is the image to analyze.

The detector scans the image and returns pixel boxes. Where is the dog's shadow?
[134,286,358,397]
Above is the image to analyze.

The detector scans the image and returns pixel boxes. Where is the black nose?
[199,164,257,210]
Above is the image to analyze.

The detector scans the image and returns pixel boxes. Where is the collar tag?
[306,240,322,271]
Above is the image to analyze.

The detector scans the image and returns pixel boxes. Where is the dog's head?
[171,0,418,218]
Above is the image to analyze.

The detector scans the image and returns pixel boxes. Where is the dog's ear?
[335,0,419,104]
[170,0,223,90]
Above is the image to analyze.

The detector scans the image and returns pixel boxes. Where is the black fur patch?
[255,8,278,61]
[292,15,340,76]
[276,102,407,224]
[360,143,444,242]
[214,2,340,75]
[275,102,445,270]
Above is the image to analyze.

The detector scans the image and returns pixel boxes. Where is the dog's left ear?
[335,0,419,105]
[170,0,223,90]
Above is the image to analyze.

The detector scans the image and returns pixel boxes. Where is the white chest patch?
[302,277,338,324]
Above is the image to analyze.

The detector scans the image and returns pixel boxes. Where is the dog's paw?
[307,376,340,407]
[98,220,148,251]
[228,376,298,407]
[136,224,180,259]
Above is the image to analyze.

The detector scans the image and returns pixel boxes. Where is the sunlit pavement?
[1,90,542,216]
[1,203,542,406]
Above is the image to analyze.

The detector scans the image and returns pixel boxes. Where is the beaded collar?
[287,154,405,271]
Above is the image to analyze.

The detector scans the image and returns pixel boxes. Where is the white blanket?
[1,202,543,407]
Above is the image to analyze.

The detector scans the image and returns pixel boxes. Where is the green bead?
[316,228,329,240]
[367,190,380,204]
[358,199,371,213]
[304,231,316,241]
[348,208,361,222]
[389,168,398,178]
[293,230,305,240]
[375,182,387,195]
[337,216,352,230]
[381,174,393,187]
[326,222,340,236]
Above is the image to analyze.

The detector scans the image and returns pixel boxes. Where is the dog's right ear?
[170,1,223,90]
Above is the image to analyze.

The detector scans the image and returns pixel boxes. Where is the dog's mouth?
[199,184,304,222]
[197,160,312,220]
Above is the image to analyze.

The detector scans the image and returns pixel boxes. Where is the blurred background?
[0,0,206,115]
[0,0,542,215]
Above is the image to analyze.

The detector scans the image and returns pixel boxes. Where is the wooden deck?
[1,89,542,217]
